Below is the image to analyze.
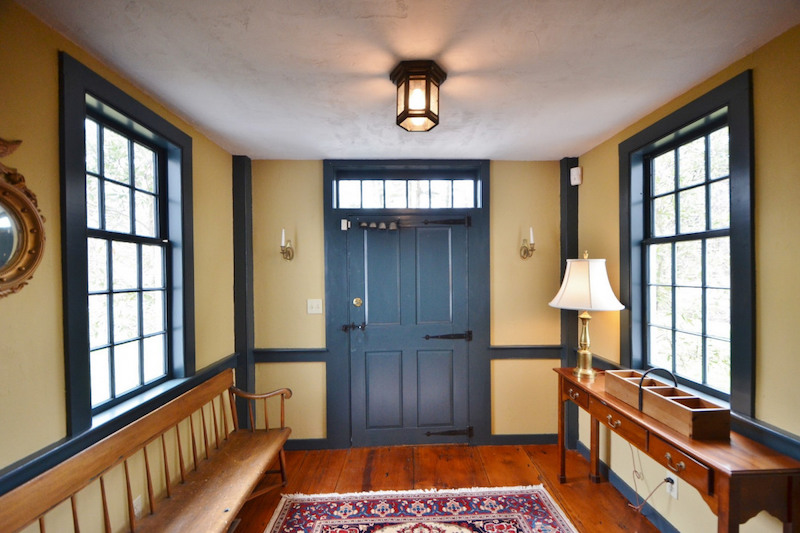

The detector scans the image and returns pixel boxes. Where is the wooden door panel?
[365,231,401,325]
[416,227,453,324]
[365,351,403,429]
[417,349,455,427]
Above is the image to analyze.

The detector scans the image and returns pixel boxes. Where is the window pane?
[104,181,131,233]
[113,292,139,342]
[649,243,672,285]
[112,241,138,290]
[709,179,730,230]
[87,176,100,229]
[649,326,673,369]
[675,241,702,287]
[143,334,165,382]
[678,137,705,188]
[143,290,164,334]
[90,348,111,407]
[706,237,730,288]
[85,118,99,174]
[675,332,702,381]
[134,143,156,193]
[706,288,730,339]
[679,186,706,234]
[135,191,156,237]
[89,294,109,349]
[385,180,407,208]
[362,181,384,208]
[408,180,430,208]
[453,180,475,208]
[649,286,672,328]
[675,287,702,334]
[706,338,730,393]
[652,151,675,196]
[114,341,141,395]
[430,180,452,208]
[709,127,729,180]
[338,181,361,208]
[103,128,131,184]
[653,194,675,237]
[142,245,164,289]
[88,238,108,292]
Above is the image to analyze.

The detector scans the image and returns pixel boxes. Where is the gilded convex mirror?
[0,138,45,298]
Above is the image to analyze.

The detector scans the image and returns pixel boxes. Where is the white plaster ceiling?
[17,0,800,160]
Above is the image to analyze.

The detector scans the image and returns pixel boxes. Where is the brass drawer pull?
[568,388,580,401]
[665,452,686,472]
[606,414,621,428]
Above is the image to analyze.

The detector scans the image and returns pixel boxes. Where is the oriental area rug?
[264,485,577,533]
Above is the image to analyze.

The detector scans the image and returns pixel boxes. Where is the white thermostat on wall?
[570,166,583,186]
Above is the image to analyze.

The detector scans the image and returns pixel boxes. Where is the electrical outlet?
[133,495,144,518]
[665,471,679,499]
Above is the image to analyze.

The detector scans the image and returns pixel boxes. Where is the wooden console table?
[555,368,800,532]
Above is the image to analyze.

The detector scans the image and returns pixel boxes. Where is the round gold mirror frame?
[0,139,46,298]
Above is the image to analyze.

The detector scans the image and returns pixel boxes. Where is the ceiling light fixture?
[390,60,447,132]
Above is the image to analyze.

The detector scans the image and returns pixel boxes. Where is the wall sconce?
[280,228,294,261]
[520,227,535,259]
[389,60,447,132]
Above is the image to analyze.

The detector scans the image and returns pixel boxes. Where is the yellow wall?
[491,359,559,435]
[250,160,564,437]
[251,160,326,348]
[0,1,235,469]
[490,161,562,346]
[578,24,800,532]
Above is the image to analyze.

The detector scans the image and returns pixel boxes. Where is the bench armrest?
[229,387,292,431]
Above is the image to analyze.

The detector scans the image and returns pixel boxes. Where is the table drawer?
[649,435,712,495]
[562,381,589,409]
[588,397,647,449]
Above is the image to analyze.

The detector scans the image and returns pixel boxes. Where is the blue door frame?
[323,160,491,448]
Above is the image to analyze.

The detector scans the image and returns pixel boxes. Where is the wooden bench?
[0,368,292,532]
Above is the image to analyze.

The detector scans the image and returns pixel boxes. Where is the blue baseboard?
[576,442,679,533]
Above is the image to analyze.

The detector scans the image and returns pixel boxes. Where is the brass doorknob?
[353,297,363,307]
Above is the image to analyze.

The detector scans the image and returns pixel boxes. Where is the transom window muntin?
[335,178,477,209]
[645,125,731,395]
[85,116,169,410]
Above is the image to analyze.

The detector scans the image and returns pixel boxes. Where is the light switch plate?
[307,299,323,314]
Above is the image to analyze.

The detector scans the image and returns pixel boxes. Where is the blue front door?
[348,216,470,446]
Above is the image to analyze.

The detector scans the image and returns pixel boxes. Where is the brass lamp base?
[573,348,596,380]
[573,311,596,380]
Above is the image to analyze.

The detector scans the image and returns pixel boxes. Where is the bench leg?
[279,448,288,486]
[247,448,289,501]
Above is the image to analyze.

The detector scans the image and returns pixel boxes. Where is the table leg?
[590,416,602,483]
[558,378,566,483]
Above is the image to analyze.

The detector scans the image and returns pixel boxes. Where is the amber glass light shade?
[389,60,447,132]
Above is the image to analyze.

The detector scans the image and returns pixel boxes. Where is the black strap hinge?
[423,330,472,341]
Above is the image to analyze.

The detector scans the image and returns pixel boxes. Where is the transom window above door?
[335,178,477,209]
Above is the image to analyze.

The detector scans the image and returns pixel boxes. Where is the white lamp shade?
[549,258,624,311]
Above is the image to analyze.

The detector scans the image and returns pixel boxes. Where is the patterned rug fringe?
[277,484,546,501]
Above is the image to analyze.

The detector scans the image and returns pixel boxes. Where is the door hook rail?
[341,322,367,332]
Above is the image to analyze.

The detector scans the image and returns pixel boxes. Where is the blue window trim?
[60,52,195,435]
[619,70,754,416]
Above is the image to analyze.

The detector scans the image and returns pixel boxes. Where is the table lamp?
[549,251,624,379]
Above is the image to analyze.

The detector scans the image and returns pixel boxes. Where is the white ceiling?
[18,0,800,160]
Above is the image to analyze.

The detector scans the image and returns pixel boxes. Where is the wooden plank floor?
[236,444,658,532]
